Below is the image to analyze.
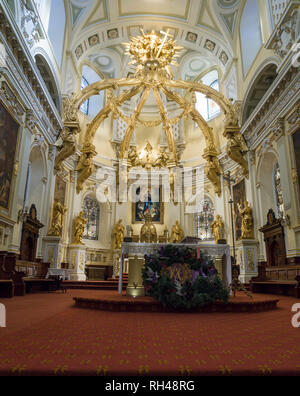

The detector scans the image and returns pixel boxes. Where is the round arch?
[256,149,279,221]
[33,50,62,112]
[242,58,279,125]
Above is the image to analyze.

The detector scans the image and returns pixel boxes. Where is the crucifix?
[157,29,173,57]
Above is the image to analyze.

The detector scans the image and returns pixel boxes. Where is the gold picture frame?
[0,98,21,215]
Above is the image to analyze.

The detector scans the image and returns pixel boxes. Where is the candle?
[197,246,201,259]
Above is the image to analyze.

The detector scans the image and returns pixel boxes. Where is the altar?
[119,243,232,295]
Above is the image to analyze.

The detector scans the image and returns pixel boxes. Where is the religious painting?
[132,186,164,224]
[292,129,300,193]
[0,100,20,212]
[232,179,246,241]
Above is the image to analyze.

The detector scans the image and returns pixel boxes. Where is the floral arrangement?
[142,245,229,309]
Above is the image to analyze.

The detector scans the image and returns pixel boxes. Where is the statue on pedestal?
[238,201,254,239]
[113,219,125,249]
[48,200,67,237]
[171,221,184,243]
[140,213,157,243]
[211,215,225,244]
[73,211,87,244]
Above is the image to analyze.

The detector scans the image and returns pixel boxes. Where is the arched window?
[195,70,221,121]
[194,197,215,240]
[273,162,284,219]
[80,76,89,115]
[83,196,100,240]
[80,65,104,118]
[240,0,262,75]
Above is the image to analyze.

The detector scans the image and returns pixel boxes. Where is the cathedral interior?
[0,0,300,377]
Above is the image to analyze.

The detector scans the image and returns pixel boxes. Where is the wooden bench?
[0,252,25,296]
[0,280,14,298]
[251,264,300,298]
[24,278,56,294]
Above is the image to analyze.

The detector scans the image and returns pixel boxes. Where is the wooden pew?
[0,280,14,298]
[0,252,25,296]
[15,261,54,293]
[251,263,300,298]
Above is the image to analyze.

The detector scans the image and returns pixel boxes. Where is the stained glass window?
[273,162,284,219]
[80,76,89,115]
[83,196,100,240]
[194,197,215,240]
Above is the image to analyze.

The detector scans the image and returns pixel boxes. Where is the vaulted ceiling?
[65,0,244,80]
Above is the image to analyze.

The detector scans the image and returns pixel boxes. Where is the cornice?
[0,2,63,135]
[241,63,300,150]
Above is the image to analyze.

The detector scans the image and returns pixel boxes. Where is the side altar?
[119,243,232,296]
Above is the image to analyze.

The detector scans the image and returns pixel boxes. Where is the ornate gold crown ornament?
[56,30,248,195]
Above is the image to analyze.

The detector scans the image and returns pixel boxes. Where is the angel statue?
[54,127,76,173]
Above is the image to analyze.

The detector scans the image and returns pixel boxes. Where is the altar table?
[46,269,70,280]
[119,243,232,294]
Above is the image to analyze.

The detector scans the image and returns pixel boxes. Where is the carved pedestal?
[43,236,64,268]
[68,245,87,281]
[126,256,145,298]
[237,239,259,283]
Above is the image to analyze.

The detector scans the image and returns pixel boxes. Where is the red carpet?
[0,290,300,376]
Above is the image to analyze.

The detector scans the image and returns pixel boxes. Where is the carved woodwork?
[19,204,44,262]
[259,209,287,267]
[0,252,25,296]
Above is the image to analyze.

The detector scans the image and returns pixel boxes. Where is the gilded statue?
[76,143,97,194]
[225,133,249,178]
[48,200,67,237]
[171,221,184,243]
[169,171,178,205]
[128,146,140,167]
[238,201,254,240]
[211,215,225,244]
[113,219,125,250]
[140,212,158,243]
[54,128,76,173]
[73,211,88,244]
[155,148,169,168]
[204,155,222,197]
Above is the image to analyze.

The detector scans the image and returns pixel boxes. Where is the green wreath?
[142,245,229,309]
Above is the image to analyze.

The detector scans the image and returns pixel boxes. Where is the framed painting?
[232,178,246,241]
[292,129,300,192]
[0,100,20,212]
[132,186,164,224]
